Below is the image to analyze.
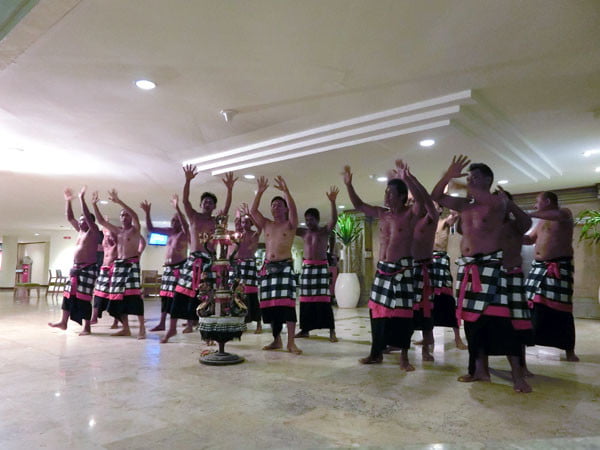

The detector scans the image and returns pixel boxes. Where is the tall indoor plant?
[333,212,363,308]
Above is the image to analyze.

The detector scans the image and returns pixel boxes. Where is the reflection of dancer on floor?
[431,155,531,393]
[49,186,101,336]
[250,175,303,354]
[93,189,146,339]
[140,195,190,341]
[232,203,263,334]
[295,186,339,343]
[343,162,422,371]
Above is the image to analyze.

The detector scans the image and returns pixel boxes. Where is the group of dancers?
[49,155,578,393]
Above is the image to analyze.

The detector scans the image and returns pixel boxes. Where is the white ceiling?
[1,0,599,237]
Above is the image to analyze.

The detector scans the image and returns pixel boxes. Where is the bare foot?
[254,327,263,335]
[421,348,434,362]
[359,355,383,364]
[111,329,132,337]
[400,354,415,371]
[287,344,303,355]
[78,330,91,336]
[110,323,120,329]
[457,374,491,382]
[137,328,146,340]
[262,339,283,351]
[455,339,468,350]
[160,329,177,343]
[329,331,338,343]
[48,322,67,330]
[150,325,165,332]
[566,351,580,362]
[513,378,532,393]
[294,331,309,338]
[182,326,194,334]
[523,368,535,378]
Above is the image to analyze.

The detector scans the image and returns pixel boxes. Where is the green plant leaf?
[334,212,363,246]
[576,209,600,244]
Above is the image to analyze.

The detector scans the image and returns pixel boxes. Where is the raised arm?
[342,165,383,217]
[240,202,262,235]
[64,188,80,231]
[250,176,269,229]
[138,235,147,255]
[220,172,238,216]
[430,155,472,212]
[79,186,99,233]
[182,164,199,220]
[140,200,171,235]
[530,207,572,222]
[172,194,190,240]
[523,223,539,245]
[92,191,119,235]
[325,186,339,231]
[497,186,532,235]
[108,189,140,231]
[274,176,298,228]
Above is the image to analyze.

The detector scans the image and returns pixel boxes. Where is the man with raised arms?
[295,186,339,342]
[49,187,101,335]
[231,203,263,333]
[93,189,146,339]
[167,166,236,343]
[343,162,421,371]
[250,176,302,355]
[431,155,531,393]
[140,195,190,341]
[523,191,579,362]
[90,224,117,326]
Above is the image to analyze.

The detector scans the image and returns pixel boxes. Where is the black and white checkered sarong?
[160,261,185,298]
[370,258,414,310]
[431,251,453,288]
[524,258,574,309]
[175,251,214,296]
[64,263,98,301]
[233,259,258,287]
[108,258,141,300]
[455,251,506,319]
[259,260,296,304]
[93,265,111,297]
[299,261,330,298]
[503,268,532,324]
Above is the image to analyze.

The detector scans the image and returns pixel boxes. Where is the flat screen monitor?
[148,232,168,246]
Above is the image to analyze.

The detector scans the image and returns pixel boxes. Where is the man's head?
[467,163,494,191]
[200,192,217,214]
[170,213,182,232]
[304,208,320,230]
[241,214,254,231]
[535,191,558,211]
[120,209,133,228]
[78,213,95,231]
[270,196,289,220]
[384,178,408,208]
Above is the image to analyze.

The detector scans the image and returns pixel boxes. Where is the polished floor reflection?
[1,291,599,449]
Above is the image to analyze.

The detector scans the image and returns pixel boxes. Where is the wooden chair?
[47,269,68,295]
[141,270,161,297]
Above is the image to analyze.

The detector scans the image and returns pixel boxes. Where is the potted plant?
[333,212,363,308]
[576,209,600,303]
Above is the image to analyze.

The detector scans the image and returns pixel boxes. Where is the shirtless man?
[250,176,302,354]
[49,187,101,335]
[231,203,263,333]
[90,224,117,326]
[425,207,467,349]
[295,186,339,342]
[431,155,531,393]
[140,195,190,340]
[343,162,421,371]
[166,166,236,343]
[523,191,578,362]
[497,188,534,374]
[93,189,146,339]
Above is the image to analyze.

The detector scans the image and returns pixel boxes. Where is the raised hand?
[170,194,179,209]
[239,202,250,216]
[326,186,339,202]
[79,185,87,199]
[446,155,471,179]
[183,164,198,181]
[342,166,353,185]
[64,188,73,201]
[107,189,120,204]
[91,191,99,204]
[394,159,410,180]
[256,176,269,193]
[140,200,151,213]
[273,176,288,193]
[221,172,238,190]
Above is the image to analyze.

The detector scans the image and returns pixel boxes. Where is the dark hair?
[304,208,320,220]
[387,178,408,203]
[541,191,558,206]
[271,196,288,208]
[201,192,217,204]
[468,163,494,188]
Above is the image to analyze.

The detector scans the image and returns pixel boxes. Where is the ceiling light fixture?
[595,167,600,173]
[243,174,255,179]
[450,193,460,197]
[583,149,600,157]
[497,180,509,185]
[100,200,109,205]
[135,79,156,90]
[338,205,346,209]
[419,139,435,147]
[376,176,388,182]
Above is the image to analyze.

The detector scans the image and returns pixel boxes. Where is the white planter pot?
[335,273,360,308]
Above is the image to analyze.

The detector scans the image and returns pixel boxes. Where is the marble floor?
[1,291,600,449]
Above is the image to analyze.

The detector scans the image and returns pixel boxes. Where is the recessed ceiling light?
[243,174,255,179]
[135,79,156,90]
[497,180,509,185]
[450,193,460,197]
[34,233,40,236]
[376,176,388,182]
[419,139,435,147]
[338,205,346,209]
[100,200,109,205]
[582,149,600,157]
[595,167,600,173]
